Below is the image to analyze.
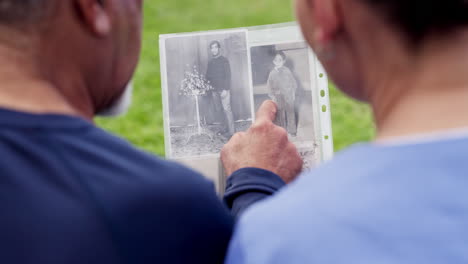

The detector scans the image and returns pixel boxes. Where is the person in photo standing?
[206,40,235,137]
[267,51,298,136]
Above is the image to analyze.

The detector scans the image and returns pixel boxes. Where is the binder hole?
[320,90,326,97]
[322,105,327,112]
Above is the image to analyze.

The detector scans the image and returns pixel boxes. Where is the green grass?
[96,0,375,156]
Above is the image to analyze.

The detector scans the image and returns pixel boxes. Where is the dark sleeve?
[224,168,286,218]
[206,60,213,82]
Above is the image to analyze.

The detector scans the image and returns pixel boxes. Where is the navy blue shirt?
[0,108,284,264]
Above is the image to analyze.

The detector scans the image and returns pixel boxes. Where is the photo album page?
[159,23,333,193]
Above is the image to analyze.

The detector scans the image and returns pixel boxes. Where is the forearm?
[224,168,285,218]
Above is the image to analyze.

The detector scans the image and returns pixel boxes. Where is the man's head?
[0,0,144,118]
[210,41,221,57]
[273,51,287,69]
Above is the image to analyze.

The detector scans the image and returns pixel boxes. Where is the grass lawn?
[96,0,376,156]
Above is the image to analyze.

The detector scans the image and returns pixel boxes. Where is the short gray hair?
[0,0,51,25]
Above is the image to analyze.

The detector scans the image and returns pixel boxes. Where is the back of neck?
[371,32,468,141]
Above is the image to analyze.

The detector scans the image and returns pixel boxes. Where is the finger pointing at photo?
[221,100,303,184]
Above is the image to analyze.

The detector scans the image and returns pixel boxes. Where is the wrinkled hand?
[221,100,303,183]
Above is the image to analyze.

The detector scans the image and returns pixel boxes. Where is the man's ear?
[75,0,111,36]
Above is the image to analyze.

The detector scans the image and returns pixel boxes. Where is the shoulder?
[230,141,468,262]
[235,144,401,227]
[54,124,216,196]
[229,146,373,261]
[60,125,234,260]
[231,143,440,261]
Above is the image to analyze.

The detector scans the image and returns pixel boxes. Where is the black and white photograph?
[162,30,253,158]
[250,42,316,143]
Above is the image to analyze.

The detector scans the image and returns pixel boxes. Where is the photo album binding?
[159,22,333,193]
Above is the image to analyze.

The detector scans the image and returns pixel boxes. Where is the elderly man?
[0,1,303,263]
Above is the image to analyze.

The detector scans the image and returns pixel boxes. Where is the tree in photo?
[180,65,214,135]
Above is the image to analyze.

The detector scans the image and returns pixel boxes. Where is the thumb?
[256,100,277,123]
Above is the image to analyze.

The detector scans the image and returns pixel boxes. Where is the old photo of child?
[267,51,298,136]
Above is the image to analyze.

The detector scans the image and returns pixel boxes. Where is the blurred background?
[96,0,376,156]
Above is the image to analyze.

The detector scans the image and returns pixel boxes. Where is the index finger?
[255,100,277,123]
